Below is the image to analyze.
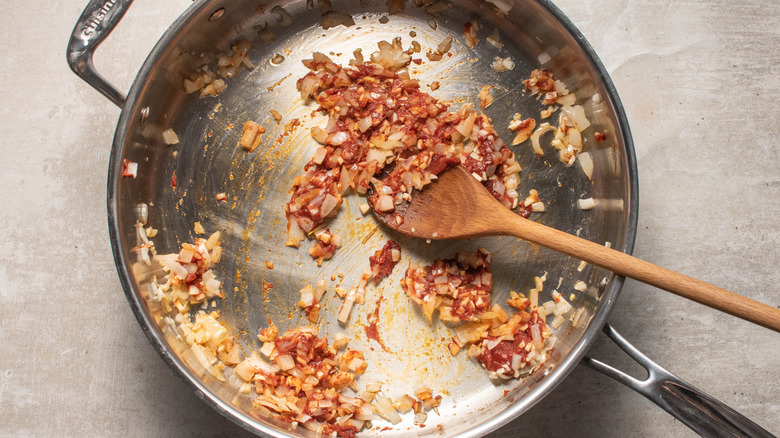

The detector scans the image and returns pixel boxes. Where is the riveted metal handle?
[583,324,774,438]
[67,0,135,108]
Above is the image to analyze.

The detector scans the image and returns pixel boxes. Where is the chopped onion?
[358,116,372,133]
[371,38,411,70]
[315,280,327,300]
[485,337,503,350]
[387,130,404,142]
[288,367,306,381]
[236,352,276,380]
[327,131,348,146]
[375,195,394,212]
[338,166,353,195]
[191,344,215,371]
[578,197,596,210]
[463,21,479,49]
[259,341,274,357]
[374,394,402,424]
[378,139,404,150]
[486,29,503,50]
[454,322,489,344]
[301,419,321,432]
[203,231,220,250]
[455,111,477,137]
[121,160,138,178]
[286,220,304,247]
[299,75,319,100]
[320,194,339,217]
[210,246,222,263]
[557,93,576,106]
[204,278,221,296]
[338,287,357,323]
[183,78,201,93]
[437,35,453,54]
[275,354,295,371]
[157,254,189,279]
[311,126,327,144]
[530,324,543,350]
[312,147,327,164]
[300,284,315,307]
[162,128,179,145]
[366,148,389,164]
[561,105,591,131]
[511,353,523,371]
[578,151,594,179]
[530,123,557,155]
[492,56,515,72]
[567,128,582,148]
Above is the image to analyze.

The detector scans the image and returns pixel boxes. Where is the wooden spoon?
[373,165,780,332]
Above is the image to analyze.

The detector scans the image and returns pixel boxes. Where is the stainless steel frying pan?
[67,0,773,436]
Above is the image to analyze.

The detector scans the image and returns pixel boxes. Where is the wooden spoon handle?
[499,211,780,332]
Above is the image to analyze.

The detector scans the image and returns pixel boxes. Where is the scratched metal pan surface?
[106,0,636,436]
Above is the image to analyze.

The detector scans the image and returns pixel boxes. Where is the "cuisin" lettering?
[82,0,118,37]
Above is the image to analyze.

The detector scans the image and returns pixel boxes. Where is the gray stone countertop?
[0,0,777,437]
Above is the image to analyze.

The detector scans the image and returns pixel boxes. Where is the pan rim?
[105,0,639,436]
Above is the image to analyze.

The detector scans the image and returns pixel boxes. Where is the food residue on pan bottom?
[130,20,600,435]
[364,295,393,353]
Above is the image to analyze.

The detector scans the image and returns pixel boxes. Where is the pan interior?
[111,0,636,436]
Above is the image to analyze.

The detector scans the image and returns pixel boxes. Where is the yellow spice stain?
[361,226,378,245]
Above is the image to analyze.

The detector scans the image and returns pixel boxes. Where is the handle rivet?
[139,106,149,128]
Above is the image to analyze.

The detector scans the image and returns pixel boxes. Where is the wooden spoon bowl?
[373,165,780,332]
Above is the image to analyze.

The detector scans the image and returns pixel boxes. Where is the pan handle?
[67,0,135,108]
[582,324,774,438]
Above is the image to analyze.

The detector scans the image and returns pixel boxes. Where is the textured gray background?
[0,0,778,437]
